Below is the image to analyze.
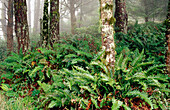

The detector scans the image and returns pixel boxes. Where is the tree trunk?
[115,0,128,33]
[166,0,170,74]
[143,0,149,23]
[14,0,29,54]
[70,0,76,35]
[100,0,115,73]
[42,0,49,47]
[7,0,14,54]
[50,0,60,46]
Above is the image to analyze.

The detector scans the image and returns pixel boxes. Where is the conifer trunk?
[14,0,29,54]
[7,0,14,53]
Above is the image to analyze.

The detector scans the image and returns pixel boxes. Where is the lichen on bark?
[100,0,116,73]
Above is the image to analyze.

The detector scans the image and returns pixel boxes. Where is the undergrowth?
[0,23,169,110]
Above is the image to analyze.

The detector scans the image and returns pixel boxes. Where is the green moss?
[109,17,116,25]
[103,3,113,10]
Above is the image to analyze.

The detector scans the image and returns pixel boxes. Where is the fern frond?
[146,64,166,74]
[126,90,153,109]
[93,49,105,61]
[90,61,108,74]
[131,49,144,67]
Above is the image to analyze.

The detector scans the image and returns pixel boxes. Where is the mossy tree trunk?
[100,0,115,73]
[166,0,170,74]
[114,0,128,34]
[14,0,29,54]
[50,0,60,46]
[42,0,49,48]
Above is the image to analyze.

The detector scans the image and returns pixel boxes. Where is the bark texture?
[166,0,170,74]
[7,0,14,53]
[50,0,60,45]
[14,0,29,54]
[115,0,128,33]
[42,0,49,47]
[100,0,115,72]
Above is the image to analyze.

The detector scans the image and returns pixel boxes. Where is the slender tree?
[50,0,60,46]
[115,0,128,33]
[166,0,170,74]
[7,0,14,53]
[69,0,77,34]
[14,0,29,54]
[143,0,149,22]
[100,0,115,73]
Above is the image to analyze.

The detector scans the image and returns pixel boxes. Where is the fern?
[131,49,144,67]
[126,90,153,109]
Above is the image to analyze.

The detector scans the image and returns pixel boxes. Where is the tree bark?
[100,0,115,73]
[50,0,60,46]
[166,0,170,74]
[7,0,14,53]
[14,0,29,54]
[42,0,49,47]
[115,0,128,33]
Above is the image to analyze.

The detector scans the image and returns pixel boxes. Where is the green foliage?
[116,23,166,64]
[0,25,169,109]
[0,40,7,62]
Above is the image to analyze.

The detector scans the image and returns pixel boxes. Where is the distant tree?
[127,0,168,23]
[1,0,7,40]
[50,0,60,46]
[61,0,95,34]
[100,0,115,72]
[115,0,128,33]
[166,0,170,74]
[69,0,77,34]
[7,0,14,53]
[14,0,29,54]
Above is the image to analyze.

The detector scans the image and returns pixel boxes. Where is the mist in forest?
[0,0,168,40]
